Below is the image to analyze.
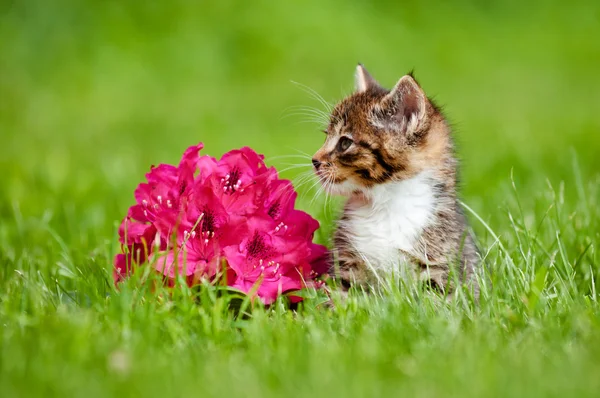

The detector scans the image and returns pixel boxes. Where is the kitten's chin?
[324,179,362,197]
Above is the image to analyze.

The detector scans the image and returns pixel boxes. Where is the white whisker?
[302,176,324,201]
[288,147,314,159]
[266,154,312,162]
[291,81,333,112]
[283,105,330,120]
[279,110,329,125]
[277,164,311,174]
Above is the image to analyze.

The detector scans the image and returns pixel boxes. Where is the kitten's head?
[312,65,449,196]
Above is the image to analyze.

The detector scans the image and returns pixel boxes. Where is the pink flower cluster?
[114,143,329,304]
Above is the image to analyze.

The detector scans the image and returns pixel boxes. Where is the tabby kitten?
[312,65,480,297]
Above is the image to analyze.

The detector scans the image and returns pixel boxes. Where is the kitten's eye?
[337,136,353,152]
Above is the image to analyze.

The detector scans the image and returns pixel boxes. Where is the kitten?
[312,65,480,297]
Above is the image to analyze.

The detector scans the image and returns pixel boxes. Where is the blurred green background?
[2,1,600,397]
[2,0,599,244]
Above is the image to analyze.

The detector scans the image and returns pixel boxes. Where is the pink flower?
[308,243,329,275]
[208,147,272,215]
[132,143,215,223]
[222,214,320,304]
[223,235,304,303]
[152,185,244,281]
[259,178,297,222]
[114,216,158,282]
[114,142,329,304]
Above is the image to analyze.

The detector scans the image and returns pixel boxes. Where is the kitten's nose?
[312,159,322,170]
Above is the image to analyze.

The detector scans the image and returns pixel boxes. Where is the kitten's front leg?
[321,256,363,309]
[416,260,450,293]
[328,246,373,292]
[318,228,367,309]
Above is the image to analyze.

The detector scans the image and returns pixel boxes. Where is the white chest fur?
[339,171,437,274]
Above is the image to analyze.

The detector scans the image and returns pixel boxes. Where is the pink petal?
[308,243,330,275]
[113,254,129,283]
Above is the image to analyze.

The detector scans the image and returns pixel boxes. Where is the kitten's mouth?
[315,170,345,186]
[315,171,358,196]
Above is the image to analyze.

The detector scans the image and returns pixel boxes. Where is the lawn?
[1,0,600,397]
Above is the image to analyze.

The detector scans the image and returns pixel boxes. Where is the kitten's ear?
[355,64,379,93]
[379,74,428,134]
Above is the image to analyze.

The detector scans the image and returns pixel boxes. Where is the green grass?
[1,0,600,396]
